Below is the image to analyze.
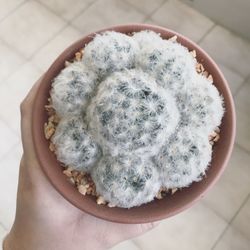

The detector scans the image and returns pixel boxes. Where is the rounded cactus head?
[176,74,224,134]
[82,31,139,77]
[155,127,212,188]
[135,38,197,92]
[52,116,102,172]
[91,154,161,208]
[50,62,98,117]
[86,69,180,156]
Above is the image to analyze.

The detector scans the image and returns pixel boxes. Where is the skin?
[4,78,158,250]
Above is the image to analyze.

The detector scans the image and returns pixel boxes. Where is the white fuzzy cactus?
[52,116,101,172]
[50,62,98,117]
[82,31,139,77]
[86,69,179,156]
[50,30,224,208]
[91,155,160,208]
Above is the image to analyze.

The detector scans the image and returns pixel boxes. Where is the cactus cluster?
[50,30,224,208]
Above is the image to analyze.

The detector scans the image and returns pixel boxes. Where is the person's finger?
[126,221,159,239]
[20,77,43,157]
[19,76,49,188]
[20,76,43,118]
[139,221,160,232]
[99,220,159,247]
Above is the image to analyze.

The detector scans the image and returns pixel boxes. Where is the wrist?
[3,233,16,250]
[3,225,33,250]
[3,230,23,250]
[2,235,7,250]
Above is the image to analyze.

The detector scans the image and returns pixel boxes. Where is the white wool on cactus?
[52,116,101,172]
[50,30,224,208]
[91,155,161,208]
[50,62,98,117]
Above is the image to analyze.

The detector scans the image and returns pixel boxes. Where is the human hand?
[4,77,158,250]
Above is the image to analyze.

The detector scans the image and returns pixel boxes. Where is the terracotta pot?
[32,24,236,224]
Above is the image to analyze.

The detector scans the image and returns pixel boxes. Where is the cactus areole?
[50,31,224,208]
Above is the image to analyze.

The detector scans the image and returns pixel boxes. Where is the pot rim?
[32,23,236,224]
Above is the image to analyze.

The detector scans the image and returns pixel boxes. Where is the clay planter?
[32,24,236,224]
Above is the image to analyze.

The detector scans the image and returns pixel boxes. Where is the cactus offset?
[82,31,139,77]
[91,154,160,208]
[51,62,98,117]
[52,116,101,172]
